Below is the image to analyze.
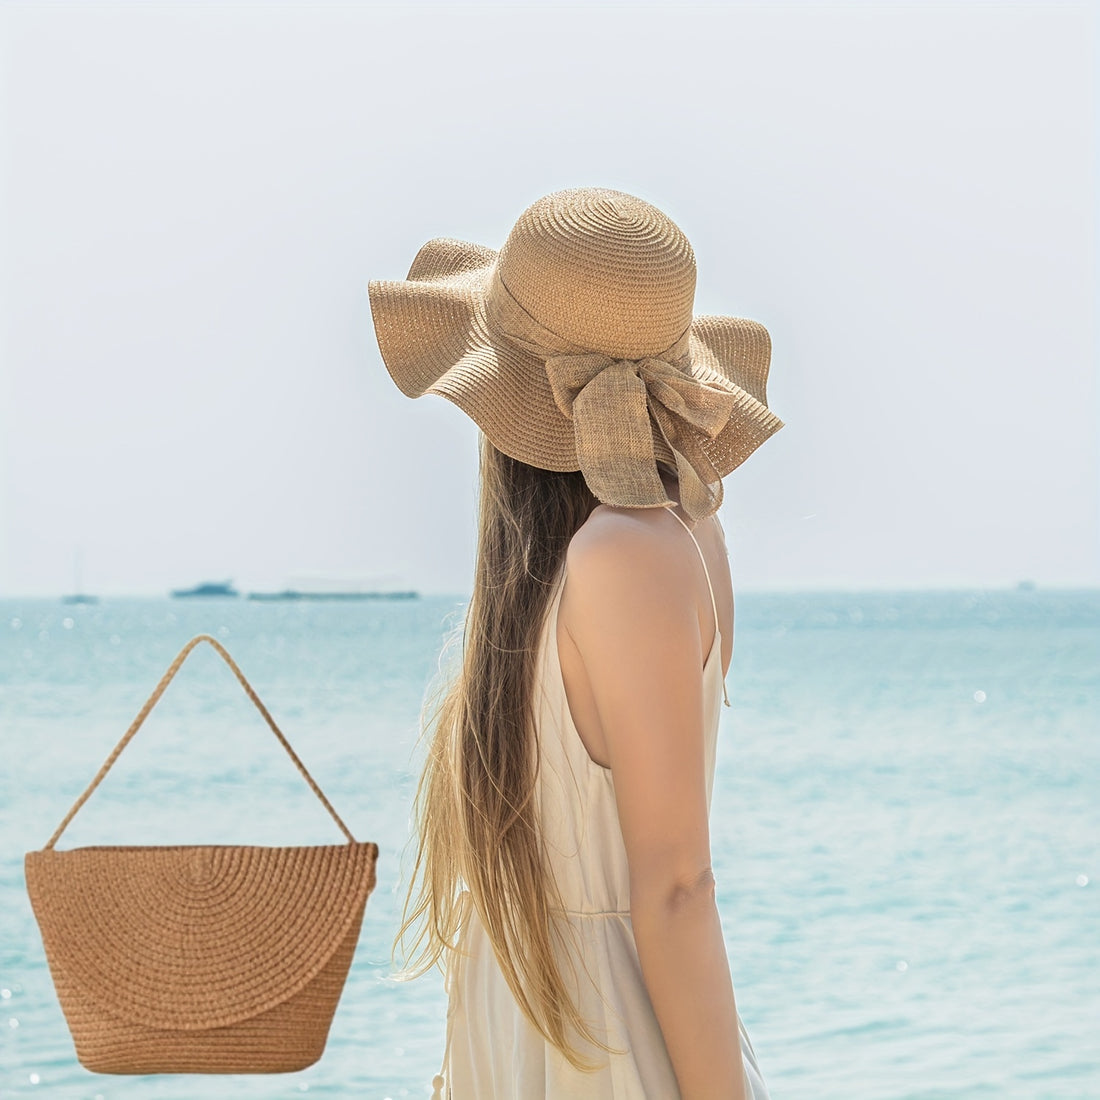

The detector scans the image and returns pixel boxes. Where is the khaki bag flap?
[24,841,378,1031]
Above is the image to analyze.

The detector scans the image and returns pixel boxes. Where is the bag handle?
[44,633,357,850]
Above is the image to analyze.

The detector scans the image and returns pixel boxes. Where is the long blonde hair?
[393,433,647,1067]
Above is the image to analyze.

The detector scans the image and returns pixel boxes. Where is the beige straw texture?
[367,187,785,521]
[23,634,379,1075]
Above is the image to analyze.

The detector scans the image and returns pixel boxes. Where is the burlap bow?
[544,353,739,523]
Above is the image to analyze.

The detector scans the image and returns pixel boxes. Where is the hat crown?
[496,188,697,360]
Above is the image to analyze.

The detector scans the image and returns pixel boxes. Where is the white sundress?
[434,507,771,1099]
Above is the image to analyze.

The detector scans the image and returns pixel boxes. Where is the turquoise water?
[1,588,1098,1099]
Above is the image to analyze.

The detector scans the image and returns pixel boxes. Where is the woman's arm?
[564,512,747,1100]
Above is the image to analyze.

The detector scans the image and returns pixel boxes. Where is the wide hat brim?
[367,237,785,483]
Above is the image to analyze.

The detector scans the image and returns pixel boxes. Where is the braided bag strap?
[44,633,356,849]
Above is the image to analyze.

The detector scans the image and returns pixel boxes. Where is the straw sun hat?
[367,187,784,522]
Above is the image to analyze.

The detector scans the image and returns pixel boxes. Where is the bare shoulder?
[563,505,708,640]
[568,503,717,576]
[568,503,711,565]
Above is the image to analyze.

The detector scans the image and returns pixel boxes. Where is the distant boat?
[247,589,418,601]
[171,580,240,598]
[61,548,99,604]
[1016,579,1037,591]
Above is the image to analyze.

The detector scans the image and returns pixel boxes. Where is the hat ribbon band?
[485,263,694,362]
[545,352,738,522]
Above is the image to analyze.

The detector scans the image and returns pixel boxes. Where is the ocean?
[1,587,1097,1099]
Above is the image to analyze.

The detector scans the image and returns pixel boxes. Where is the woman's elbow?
[631,865,718,918]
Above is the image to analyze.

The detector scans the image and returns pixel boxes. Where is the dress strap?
[664,508,731,707]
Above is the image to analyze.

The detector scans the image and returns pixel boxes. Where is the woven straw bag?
[24,633,379,1075]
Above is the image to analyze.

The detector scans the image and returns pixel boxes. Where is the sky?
[0,0,1096,597]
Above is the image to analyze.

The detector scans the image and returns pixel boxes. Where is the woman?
[368,188,784,1099]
